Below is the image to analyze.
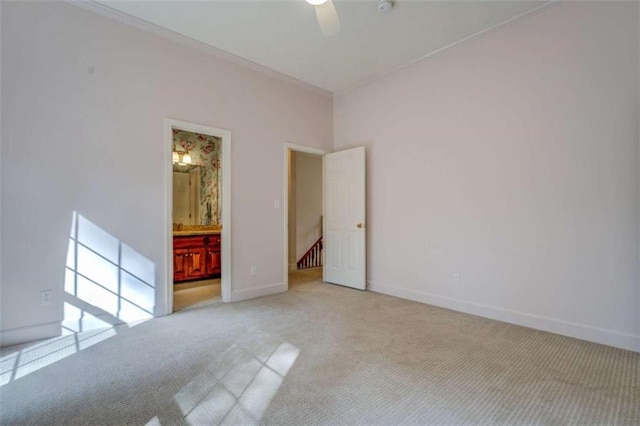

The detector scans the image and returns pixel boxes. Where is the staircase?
[297,236,323,269]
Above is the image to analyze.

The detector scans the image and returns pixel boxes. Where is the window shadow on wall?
[0,212,156,387]
[63,211,155,332]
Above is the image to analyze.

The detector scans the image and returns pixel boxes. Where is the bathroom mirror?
[172,129,222,228]
[173,165,201,226]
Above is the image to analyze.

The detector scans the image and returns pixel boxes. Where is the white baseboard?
[368,281,640,353]
[232,282,287,302]
[0,322,62,347]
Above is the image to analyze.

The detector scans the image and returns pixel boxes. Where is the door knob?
[357,223,363,228]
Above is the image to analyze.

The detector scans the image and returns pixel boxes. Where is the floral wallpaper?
[172,129,221,225]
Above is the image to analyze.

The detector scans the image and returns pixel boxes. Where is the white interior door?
[323,146,366,289]
[189,168,200,225]
[173,172,191,225]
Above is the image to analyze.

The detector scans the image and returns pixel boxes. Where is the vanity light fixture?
[182,152,192,165]
[172,144,192,165]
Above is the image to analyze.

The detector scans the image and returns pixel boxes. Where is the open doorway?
[165,119,231,315]
[285,145,367,293]
[284,144,328,290]
[171,129,221,311]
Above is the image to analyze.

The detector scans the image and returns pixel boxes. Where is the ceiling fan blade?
[315,0,340,37]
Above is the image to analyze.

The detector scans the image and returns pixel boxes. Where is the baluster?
[296,237,324,270]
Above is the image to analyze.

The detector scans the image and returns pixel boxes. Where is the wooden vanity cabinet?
[173,248,190,282]
[206,249,221,276]
[173,234,221,283]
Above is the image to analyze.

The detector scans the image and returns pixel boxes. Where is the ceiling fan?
[305,0,340,37]
[305,0,393,37]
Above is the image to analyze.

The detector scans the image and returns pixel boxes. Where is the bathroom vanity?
[173,230,221,283]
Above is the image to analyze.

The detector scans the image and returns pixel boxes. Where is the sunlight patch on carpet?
[147,330,299,425]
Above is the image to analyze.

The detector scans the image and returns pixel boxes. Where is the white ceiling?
[96,0,549,93]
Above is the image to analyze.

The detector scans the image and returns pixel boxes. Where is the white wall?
[0,2,3,340]
[334,2,640,351]
[295,152,323,261]
[1,1,332,345]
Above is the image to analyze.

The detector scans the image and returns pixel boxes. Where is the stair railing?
[296,236,323,269]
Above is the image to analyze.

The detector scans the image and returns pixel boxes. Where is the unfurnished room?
[0,0,638,425]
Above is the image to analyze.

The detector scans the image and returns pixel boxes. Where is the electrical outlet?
[452,273,460,285]
[41,290,52,306]
[251,265,258,276]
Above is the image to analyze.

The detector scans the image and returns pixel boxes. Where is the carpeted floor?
[0,268,638,425]
[173,279,221,312]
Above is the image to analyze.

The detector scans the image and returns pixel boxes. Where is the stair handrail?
[296,236,323,270]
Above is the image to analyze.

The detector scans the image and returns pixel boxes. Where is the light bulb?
[182,153,192,164]
[172,151,179,163]
[306,0,327,5]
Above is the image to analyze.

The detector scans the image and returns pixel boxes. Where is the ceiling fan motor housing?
[378,0,393,13]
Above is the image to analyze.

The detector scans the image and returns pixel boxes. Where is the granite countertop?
[173,230,221,237]
[173,225,221,237]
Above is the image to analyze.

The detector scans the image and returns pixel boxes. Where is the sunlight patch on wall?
[64,211,155,332]
[0,212,157,387]
[62,302,112,334]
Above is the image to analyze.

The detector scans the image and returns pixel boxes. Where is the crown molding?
[336,0,559,96]
[67,0,333,99]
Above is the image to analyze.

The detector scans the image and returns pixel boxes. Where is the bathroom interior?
[171,129,222,311]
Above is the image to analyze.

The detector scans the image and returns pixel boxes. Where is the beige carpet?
[0,268,638,425]
[173,279,221,312]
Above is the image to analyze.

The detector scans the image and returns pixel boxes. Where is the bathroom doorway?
[165,119,231,314]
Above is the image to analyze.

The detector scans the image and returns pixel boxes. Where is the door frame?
[164,118,232,315]
[283,143,328,290]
